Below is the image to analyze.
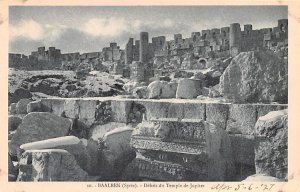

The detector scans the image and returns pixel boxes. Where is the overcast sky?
[9,6,287,55]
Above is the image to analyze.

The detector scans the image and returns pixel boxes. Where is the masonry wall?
[40,97,287,170]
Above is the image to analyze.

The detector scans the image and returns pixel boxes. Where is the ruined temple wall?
[152,36,166,53]
[61,53,80,61]
[240,30,264,52]
[40,97,288,169]
[40,98,287,134]
[229,23,242,56]
[125,38,134,65]
[133,41,140,61]
[140,32,149,63]
[102,47,113,61]
[112,48,122,61]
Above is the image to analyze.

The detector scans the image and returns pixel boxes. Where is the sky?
[9,6,287,55]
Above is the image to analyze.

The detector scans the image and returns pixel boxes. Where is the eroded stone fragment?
[10,112,71,157]
[254,109,288,180]
[17,149,88,181]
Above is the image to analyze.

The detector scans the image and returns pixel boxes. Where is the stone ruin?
[8,97,288,181]
[7,18,289,182]
[9,19,288,82]
[124,19,287,84]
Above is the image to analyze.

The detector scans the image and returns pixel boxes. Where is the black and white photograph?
[5,4,292,184]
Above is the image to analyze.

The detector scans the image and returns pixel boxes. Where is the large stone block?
[41,99,65,116]
[147,81,176,99]
[20,136,91,173]
[64,99,79,118]
[229,134,255,166]
[78,100,97,127]
[183,103,206,120]
[254,109,288,180]
[10,112,71,157]
[100,126,135,179]
[219,51,288,103]
[256,104,287,119]
[226,104,257,135]
[167,103,184,119]
[8,115,22,131]
[206,103,229,129]
[176,78,202,99]
[17,149,88,181]
[111,100,132,123]
[9,88,32,105]
[16,99,32,114]
[27,100,42,113]
[140,101,170,120]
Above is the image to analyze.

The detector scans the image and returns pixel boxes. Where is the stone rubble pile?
[7,97,288,181]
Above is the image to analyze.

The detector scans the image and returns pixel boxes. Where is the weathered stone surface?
[20,136,91,173]
[99,126,135,179]
[133,86,148,99]
[242,174,282,182]
[78,100,97,127]
[254,109,288,180]
[85,139,102,175]
[88,122,127,140]
[8,154,18,181]
[183,103,206,120]
[219,51,288,103]
[9,88,32,105]
[206,103,229,129]
[139,101,170,120]
[201,87,210,97]
[167,103,184,119]
[130,120,234,181]
[147,81,176,99]
[256,104,287,119]
[176,78,202,99]
[123,80,142,94]
[16,99,32,114]
[27,100,42,113]
[10,112,71,156]
[8,115,22,131]
[111,100,132,123]
[64,99,79,118]
[229,134,255,166]
[9,103,17,114]
[132,121,156,137]
[17,149,88,181]
[8,130,17,140]
[147,81,163,99]
[192,72,206,80]
[226,104,257,134]
[162,82,177,98]
[20,136,81,150]
[41,99,65,117]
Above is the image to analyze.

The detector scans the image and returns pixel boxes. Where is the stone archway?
[198,58,207,68]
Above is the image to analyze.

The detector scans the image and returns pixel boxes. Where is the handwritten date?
[211,183,275,191]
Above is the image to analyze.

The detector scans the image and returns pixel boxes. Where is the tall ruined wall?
[139,32,149,63]
[125,38,134,65]
[229,23,242,56]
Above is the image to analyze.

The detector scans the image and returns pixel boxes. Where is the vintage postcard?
[0,0,300,192]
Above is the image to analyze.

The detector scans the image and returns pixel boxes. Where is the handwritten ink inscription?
[211,183,275,191]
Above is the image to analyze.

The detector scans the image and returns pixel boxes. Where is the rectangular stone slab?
[131,136,206,154]
[133,158,209,181]
[206,103,229,130]
[226,104,257,135]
